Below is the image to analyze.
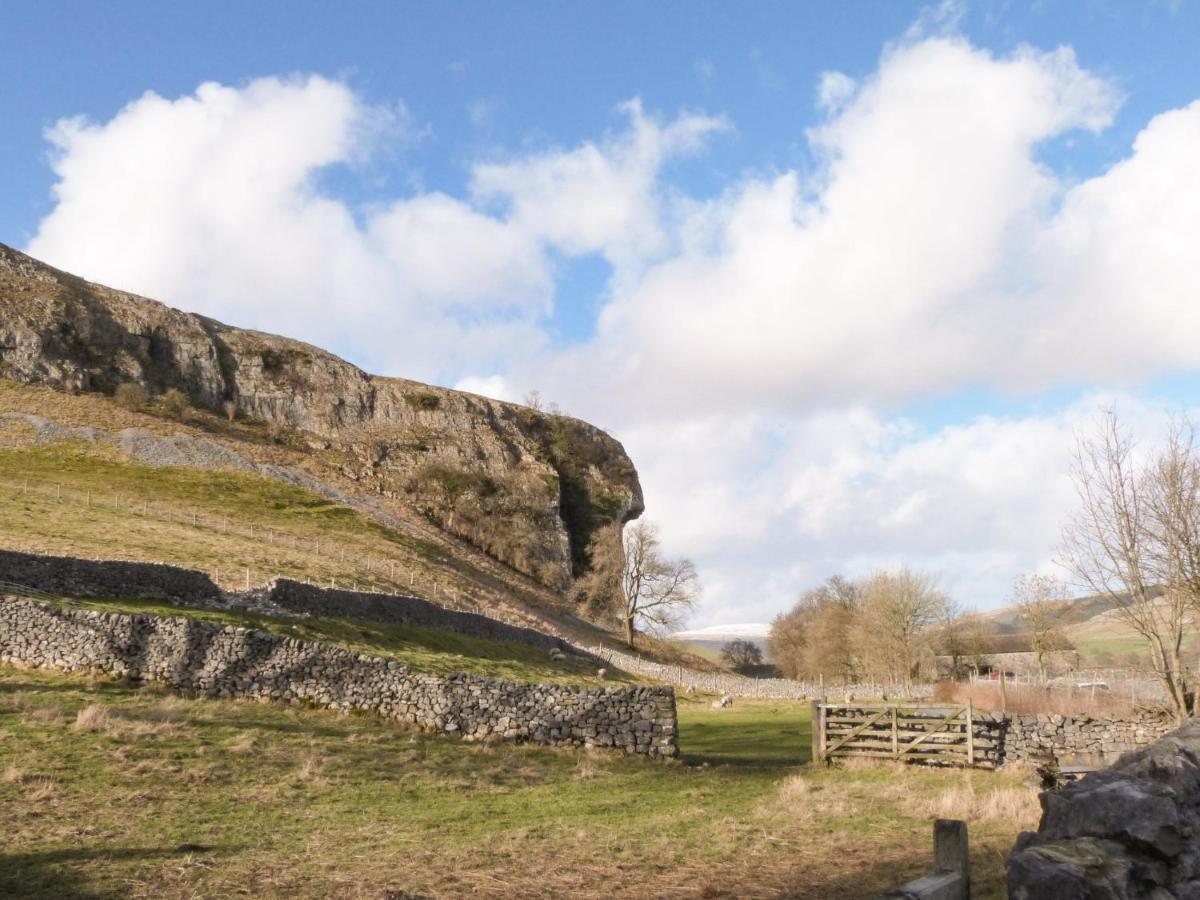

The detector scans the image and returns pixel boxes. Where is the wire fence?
[0,474,484,610]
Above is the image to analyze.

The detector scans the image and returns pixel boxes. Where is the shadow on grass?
[0,844,236,900]
[678,711,813,768]
[0,677,134,699]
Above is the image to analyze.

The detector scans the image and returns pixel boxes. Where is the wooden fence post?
[810,701,825,764]
[879,819,969,899]
[934,819,969,893]
[892,704,899,759]
[966,701,975,768]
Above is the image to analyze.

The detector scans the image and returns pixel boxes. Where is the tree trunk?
[1151,636,1188,723]
[623,614,635,649]
[1170,643,1191,723]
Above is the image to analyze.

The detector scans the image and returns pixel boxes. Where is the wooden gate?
[812,700,996,768]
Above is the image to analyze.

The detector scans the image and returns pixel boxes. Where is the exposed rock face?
[1008,719,1200,898]
[0,243,643,588]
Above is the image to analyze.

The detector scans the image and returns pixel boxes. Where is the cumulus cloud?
[27,77,720,381]
[537,38,1135,422]
[471,98,727,267]
[624,393,1191,625]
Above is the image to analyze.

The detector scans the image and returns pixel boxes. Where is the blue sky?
[4,2,1200,625]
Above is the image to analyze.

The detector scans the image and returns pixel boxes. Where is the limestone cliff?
[0,243,643,589]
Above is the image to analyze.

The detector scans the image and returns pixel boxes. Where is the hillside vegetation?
[1,665,1035,899]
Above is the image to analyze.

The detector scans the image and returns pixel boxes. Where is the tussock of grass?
[72,703,113,733]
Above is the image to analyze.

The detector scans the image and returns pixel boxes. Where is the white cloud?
[627,394,1188,627]
[471,98,727,267]
[816,71,856,112]
[536,38,1133,422]
[27,77,720,382]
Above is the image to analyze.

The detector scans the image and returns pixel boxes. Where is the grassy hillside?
[0,441,453,597]
[0,380,574,617]
[1,665,1036,899]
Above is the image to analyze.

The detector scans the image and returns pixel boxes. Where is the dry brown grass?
[906,771,1042,826]
[227,731,257,754]
[3,764,29,784]
[72,702,115,733]
[933,680,1139,717]
[293,753,329,785]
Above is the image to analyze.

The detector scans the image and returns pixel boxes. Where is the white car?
[1075,681,1110,691]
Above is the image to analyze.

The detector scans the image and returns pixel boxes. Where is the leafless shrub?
[113,382,149,411]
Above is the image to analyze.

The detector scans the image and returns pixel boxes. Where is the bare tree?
[768,576,861,682]
[1011,574,1068,683]
[576,521,699,649]
[856,568,949,687]
[616,521,699,648]
[721,639,763,673]
[1061,411,1194,721]
[937,600,974,681]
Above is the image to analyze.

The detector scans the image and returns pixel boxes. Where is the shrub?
[404,391,442,411]
[113,382,149,411]
[159,388,190,420]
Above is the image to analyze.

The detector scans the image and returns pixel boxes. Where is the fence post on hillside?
[999,671,1007,714]
[810,700,825,764]
[245,568,250,591]
[966,701,975,768]
[892,705,899,759]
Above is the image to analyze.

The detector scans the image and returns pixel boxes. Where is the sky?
[3,1,1200,627]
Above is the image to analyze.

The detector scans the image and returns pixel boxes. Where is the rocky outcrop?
[0,243,643,588]
[0,597,679,757]
[1008,719,1200,898]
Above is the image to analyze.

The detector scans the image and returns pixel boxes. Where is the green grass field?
[0,443,451,597]
[0,666,1036,899]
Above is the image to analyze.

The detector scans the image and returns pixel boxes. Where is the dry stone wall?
[999,710,1176,766]
[0,550,568,654]
[262,579,569,653]
[0,597,678,757]
[0,548,221,602]
[588,645,931,700]
[1008,719,1200,898]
